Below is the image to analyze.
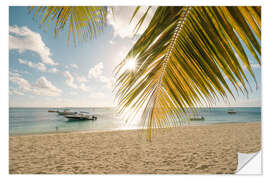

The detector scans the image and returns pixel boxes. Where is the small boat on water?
[65,112,97,121]
[48,110,58,113]
[190,110,205,121]
[57,109,76,116]
[190,116,205,121]
[227,109,237,114]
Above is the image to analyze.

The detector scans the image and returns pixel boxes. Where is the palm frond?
[29,6,108,46]
[115,6,261,141]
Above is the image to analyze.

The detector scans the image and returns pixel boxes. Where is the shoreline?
[10,122,261,174]
[9,121,260,137]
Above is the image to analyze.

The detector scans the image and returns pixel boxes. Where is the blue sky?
[9,6,261,107]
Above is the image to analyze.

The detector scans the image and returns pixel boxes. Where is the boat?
[227,109,237,114]
[65,112,97,121]
[190,116,205,121]
[48,110,58,113]
[57,109,76,116]
[190,110,205,121]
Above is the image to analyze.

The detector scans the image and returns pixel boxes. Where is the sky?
[9,6,261,108]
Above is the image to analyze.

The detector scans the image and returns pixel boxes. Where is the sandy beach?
[9,122,261,174]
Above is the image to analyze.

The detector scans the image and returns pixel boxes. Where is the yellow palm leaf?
[115,6,261,141]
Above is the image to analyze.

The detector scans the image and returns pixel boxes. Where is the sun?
[124,58,136,71]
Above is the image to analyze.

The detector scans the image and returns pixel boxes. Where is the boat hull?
[66,117,91,121]
[57,112,75,115]
[65,115,97,121]
[48,110,58,113]
[190,116,205,121]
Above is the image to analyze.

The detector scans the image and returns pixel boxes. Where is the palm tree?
[29,6,261,141]
[28,7,108,46]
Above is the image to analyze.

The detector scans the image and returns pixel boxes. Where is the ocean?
[9,107,261,135]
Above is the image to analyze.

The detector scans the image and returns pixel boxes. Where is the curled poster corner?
[236,151,262,174]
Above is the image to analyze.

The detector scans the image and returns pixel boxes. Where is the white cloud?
[10,73,62,96]
[88,62,104,79]
[88,62,113,89]
[70,64,79,69]
[65,64,79,70]
[10,73,32,92]
[100,76,114,89]
[89,92,105,99]
[63,71,92,92]
[107,6,156,38]
[9,25,57,66]
[48,68,59,73]
[9,71,21,78]
[79,83,91,92]
[118,46,132,60]
[18,58,47,72]
[109,40,115,44]
[33,77,62,96]
[12,69,31,75]
[10,89,24,96]
[100,76,110,83]
[74,73,87,83]
[63,71,78,89]
[69,92,78,96]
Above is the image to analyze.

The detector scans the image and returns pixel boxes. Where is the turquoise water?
[9,107,261,135]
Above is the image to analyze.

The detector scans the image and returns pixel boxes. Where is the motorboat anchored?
[190,110,205,121]
[65,112,97,121]
[227,109,237,114]
[48,110,58,113]
[190,116,205,121]
[57,109,76,116]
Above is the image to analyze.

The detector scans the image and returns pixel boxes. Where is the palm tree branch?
[115,6,261,141]
[29,6,108,46]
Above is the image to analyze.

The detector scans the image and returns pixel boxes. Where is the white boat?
[190,110,205,121]
[190,116,205,121]
[57,109,76,115]
[65,112,97,121]
[227,109,237,114]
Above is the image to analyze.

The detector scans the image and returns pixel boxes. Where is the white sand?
[9,122,261,174]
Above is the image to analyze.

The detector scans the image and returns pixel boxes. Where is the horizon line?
[9,106,261,108]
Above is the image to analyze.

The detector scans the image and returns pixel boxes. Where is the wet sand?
[9,122,261,174]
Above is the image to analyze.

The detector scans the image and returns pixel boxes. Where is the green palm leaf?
[28,6,261,141]
[29,6,108,46]
[115,6,261,141]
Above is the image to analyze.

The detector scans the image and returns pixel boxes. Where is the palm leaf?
[115,6,261,141]
[29,6,108,46]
